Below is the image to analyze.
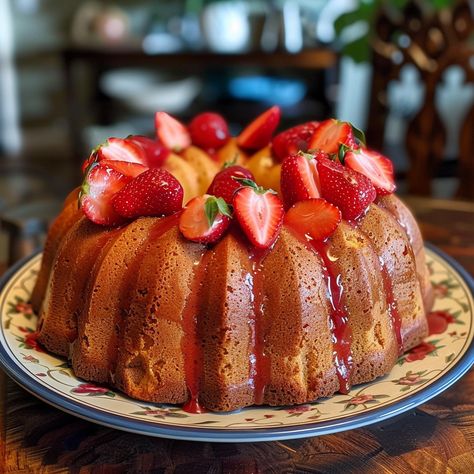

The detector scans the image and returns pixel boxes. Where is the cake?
[31,108,432,412]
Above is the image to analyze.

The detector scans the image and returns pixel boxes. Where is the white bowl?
[100,69,202,114]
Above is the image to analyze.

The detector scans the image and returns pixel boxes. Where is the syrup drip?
[284,225,353,394]
[248,246,273,405]
[349,221,404,356]
[181,250,210,414]
[378,259,404,354]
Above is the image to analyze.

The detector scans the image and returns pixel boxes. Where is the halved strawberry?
[344,148,396,195]
[99,160,148,178]
[237,106,281,150]
[189,112,230,149]
[98,137,147,164]
[80,162,132,226]
[155,112,191,152]
[280,151,327,209]
[284,198,341,242]
[112,168,183,218]
[317,155,376,220]
[127,135,170,167]
[233,181,284,249]
[179,194,232,244]
[207,165,254,204]
[272,121,319,162]
[309,119,358,155]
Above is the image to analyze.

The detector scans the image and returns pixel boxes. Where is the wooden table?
[1,197,473,473]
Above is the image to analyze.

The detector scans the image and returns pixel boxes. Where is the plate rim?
[0,244,473,443]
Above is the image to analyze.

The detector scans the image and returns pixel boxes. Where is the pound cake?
[32,107,433,412]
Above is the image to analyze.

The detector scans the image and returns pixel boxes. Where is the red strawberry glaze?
[284,225,353,394]
[181,250,211,414]
[349,222,404,355]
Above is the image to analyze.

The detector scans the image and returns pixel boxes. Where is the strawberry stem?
[204,196,232,226]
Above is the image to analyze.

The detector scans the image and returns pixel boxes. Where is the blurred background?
[0,0,473,266]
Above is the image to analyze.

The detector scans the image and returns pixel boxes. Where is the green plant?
[333,0,456,63]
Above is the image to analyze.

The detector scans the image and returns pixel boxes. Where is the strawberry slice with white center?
[272,121,319,162]
[155,111,191,152]
[309,119,359,155]
[280,151,327,209]
[80,162,132,226]
[98,137,147,164]
[179,194,232,244]
[233,181,284,249]
[284,198,341,242]
[112,168,183,218]
[317,155,376,221]
[237,106,281,150]
[344,148,396,195]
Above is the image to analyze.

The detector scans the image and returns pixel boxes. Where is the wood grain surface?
[1,197,473,473]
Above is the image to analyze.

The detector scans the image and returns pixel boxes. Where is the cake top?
[79,107,396,249]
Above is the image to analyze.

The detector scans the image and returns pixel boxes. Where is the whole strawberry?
[207,165,254,204]
[112,168,183,218]
[317,155,376,220]
[127,135,170,168]
[189,112,230,149]
[272,121,319,162]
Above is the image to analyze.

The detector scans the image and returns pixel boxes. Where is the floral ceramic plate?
[0,246,473,442]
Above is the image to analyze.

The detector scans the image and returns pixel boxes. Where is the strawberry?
[112,168,183,218]
[80,162,132,226]
[280,151,328,209]
[99,160,148,178]
[284,198,341,242]
[317,155,376,220]
[237,106,281,150]
[233,181,284,249]
[272,121,319,162]
[309,119,358,155]
[127,135,170,167]
[179,194,232,244]
[344,148,396,195]
[207,165,254,204]
[155,112,191,152]
[81,137,148,174]
[189,112,230,149]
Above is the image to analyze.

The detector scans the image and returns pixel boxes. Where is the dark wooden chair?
[366,0,474,199]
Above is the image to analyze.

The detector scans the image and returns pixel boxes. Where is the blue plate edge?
[0,245,472,443]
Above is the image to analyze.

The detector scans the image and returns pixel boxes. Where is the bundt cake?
[32,108,433,412]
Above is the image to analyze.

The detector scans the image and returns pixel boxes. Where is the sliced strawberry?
[317,155,376,220]
[112,168,183,218]
[237,106,281,150]
[189,112,230,149]
[309,119,358,155]
[207,165,254,204]
[155,112,191,152]
[272,121,319,162]
[344,148,396,195]
[284,198,341,241]
[280,151,328,209]
[179,194,232,244]
[127,135,170,167]
[98,137,147,164]
[233,182,284,249]
[99,160,148,178]
[80,162,132,226]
